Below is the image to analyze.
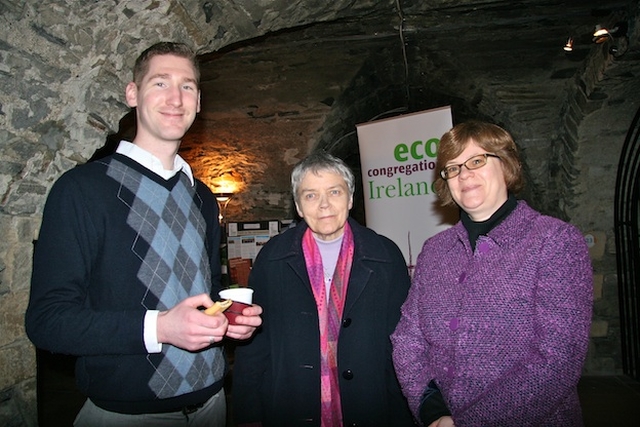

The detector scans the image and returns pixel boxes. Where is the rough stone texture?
[0,2,407,424]
[182,31,406,221]
[568,38,640,374]
[182,33,369,220]
[1,0,639,424]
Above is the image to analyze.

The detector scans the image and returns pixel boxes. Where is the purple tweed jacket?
[391,201,593,427]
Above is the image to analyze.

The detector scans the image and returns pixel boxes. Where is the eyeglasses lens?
[441,154,489,180]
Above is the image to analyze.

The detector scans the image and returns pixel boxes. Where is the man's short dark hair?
[132,42,200,86]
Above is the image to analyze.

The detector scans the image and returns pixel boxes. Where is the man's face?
[125,54,200,148]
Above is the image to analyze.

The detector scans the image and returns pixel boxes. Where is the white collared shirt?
[116,140,195,186]
[116,140,195,353]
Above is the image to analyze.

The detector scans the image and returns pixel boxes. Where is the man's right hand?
[156,293,229,351]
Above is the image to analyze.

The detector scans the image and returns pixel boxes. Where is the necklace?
[324,267,333,284]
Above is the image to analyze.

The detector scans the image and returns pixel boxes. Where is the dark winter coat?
[233,218,415,427]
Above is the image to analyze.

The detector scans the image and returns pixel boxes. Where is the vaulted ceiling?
[180,0,639,220]
[198,0,636,116]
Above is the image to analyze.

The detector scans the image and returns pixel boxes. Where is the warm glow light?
[593,25,610,38]
[208,173,242,195]
[563,37,573,52]
[592,24,614,44]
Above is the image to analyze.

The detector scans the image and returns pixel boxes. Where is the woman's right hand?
[429,416,455,427]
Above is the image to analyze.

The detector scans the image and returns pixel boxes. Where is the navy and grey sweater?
[26,154,224,414]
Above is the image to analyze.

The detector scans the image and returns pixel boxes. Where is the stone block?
[585,231,606,260]
[0,340,36,391]
[8,243,34,292]
[593,274,603,300]
[590,320,608,337]
[0,290,30,346]
[0,378,37,427]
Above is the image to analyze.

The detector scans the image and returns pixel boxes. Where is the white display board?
[356,106,458,272]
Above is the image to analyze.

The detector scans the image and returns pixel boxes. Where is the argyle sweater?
[26,154,224,414]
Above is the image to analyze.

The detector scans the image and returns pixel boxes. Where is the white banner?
[356,106,458,271]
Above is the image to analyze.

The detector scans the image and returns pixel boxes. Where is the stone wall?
[0,1,382,424]
[569,40,640,373]
[1,1,639,425]
[403,16,640,378]
[0,2,214,423]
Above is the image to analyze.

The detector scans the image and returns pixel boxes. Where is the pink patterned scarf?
[302,221,354,427]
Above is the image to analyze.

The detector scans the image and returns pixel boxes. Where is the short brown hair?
[435,121,524,206]
[132,42,200,86]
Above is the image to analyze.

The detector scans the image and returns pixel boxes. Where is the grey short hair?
[291,151,355,204]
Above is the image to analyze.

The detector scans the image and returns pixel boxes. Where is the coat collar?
[267,218,392,260]
[448,200,539,252]
[266,218,393,313]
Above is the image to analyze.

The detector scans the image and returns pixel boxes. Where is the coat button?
[342,370,354,380]
[478,241,490,253]
[446,366,455,378]
[449,317,459,331]
[342,318,352,327]
[458,272,466,283]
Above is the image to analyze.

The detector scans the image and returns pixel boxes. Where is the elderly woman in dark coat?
[232,151,415,427]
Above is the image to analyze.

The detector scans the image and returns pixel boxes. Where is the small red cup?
[224,300,251,325]
[219,288,253,325]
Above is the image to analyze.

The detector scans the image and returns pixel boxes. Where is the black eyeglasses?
[440,153,501,180]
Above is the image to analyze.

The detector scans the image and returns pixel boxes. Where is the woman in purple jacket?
[391,121,593,427]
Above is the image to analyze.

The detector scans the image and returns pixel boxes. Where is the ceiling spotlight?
[593,27,613,44]
[593,24,611,39]
[592,22,628,57]
[563,37,574,52]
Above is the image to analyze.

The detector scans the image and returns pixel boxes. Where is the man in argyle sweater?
[25,42,262,427]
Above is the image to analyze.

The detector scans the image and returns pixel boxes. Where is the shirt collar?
[116,140,194,186]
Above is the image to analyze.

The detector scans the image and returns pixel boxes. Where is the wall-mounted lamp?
[592,24,612,42]
[214,192,234,224]
[592,22,628,57]
[563,37,574,52]
[563,21,628,57]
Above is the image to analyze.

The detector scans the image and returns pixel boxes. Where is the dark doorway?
[614,105,640,381]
